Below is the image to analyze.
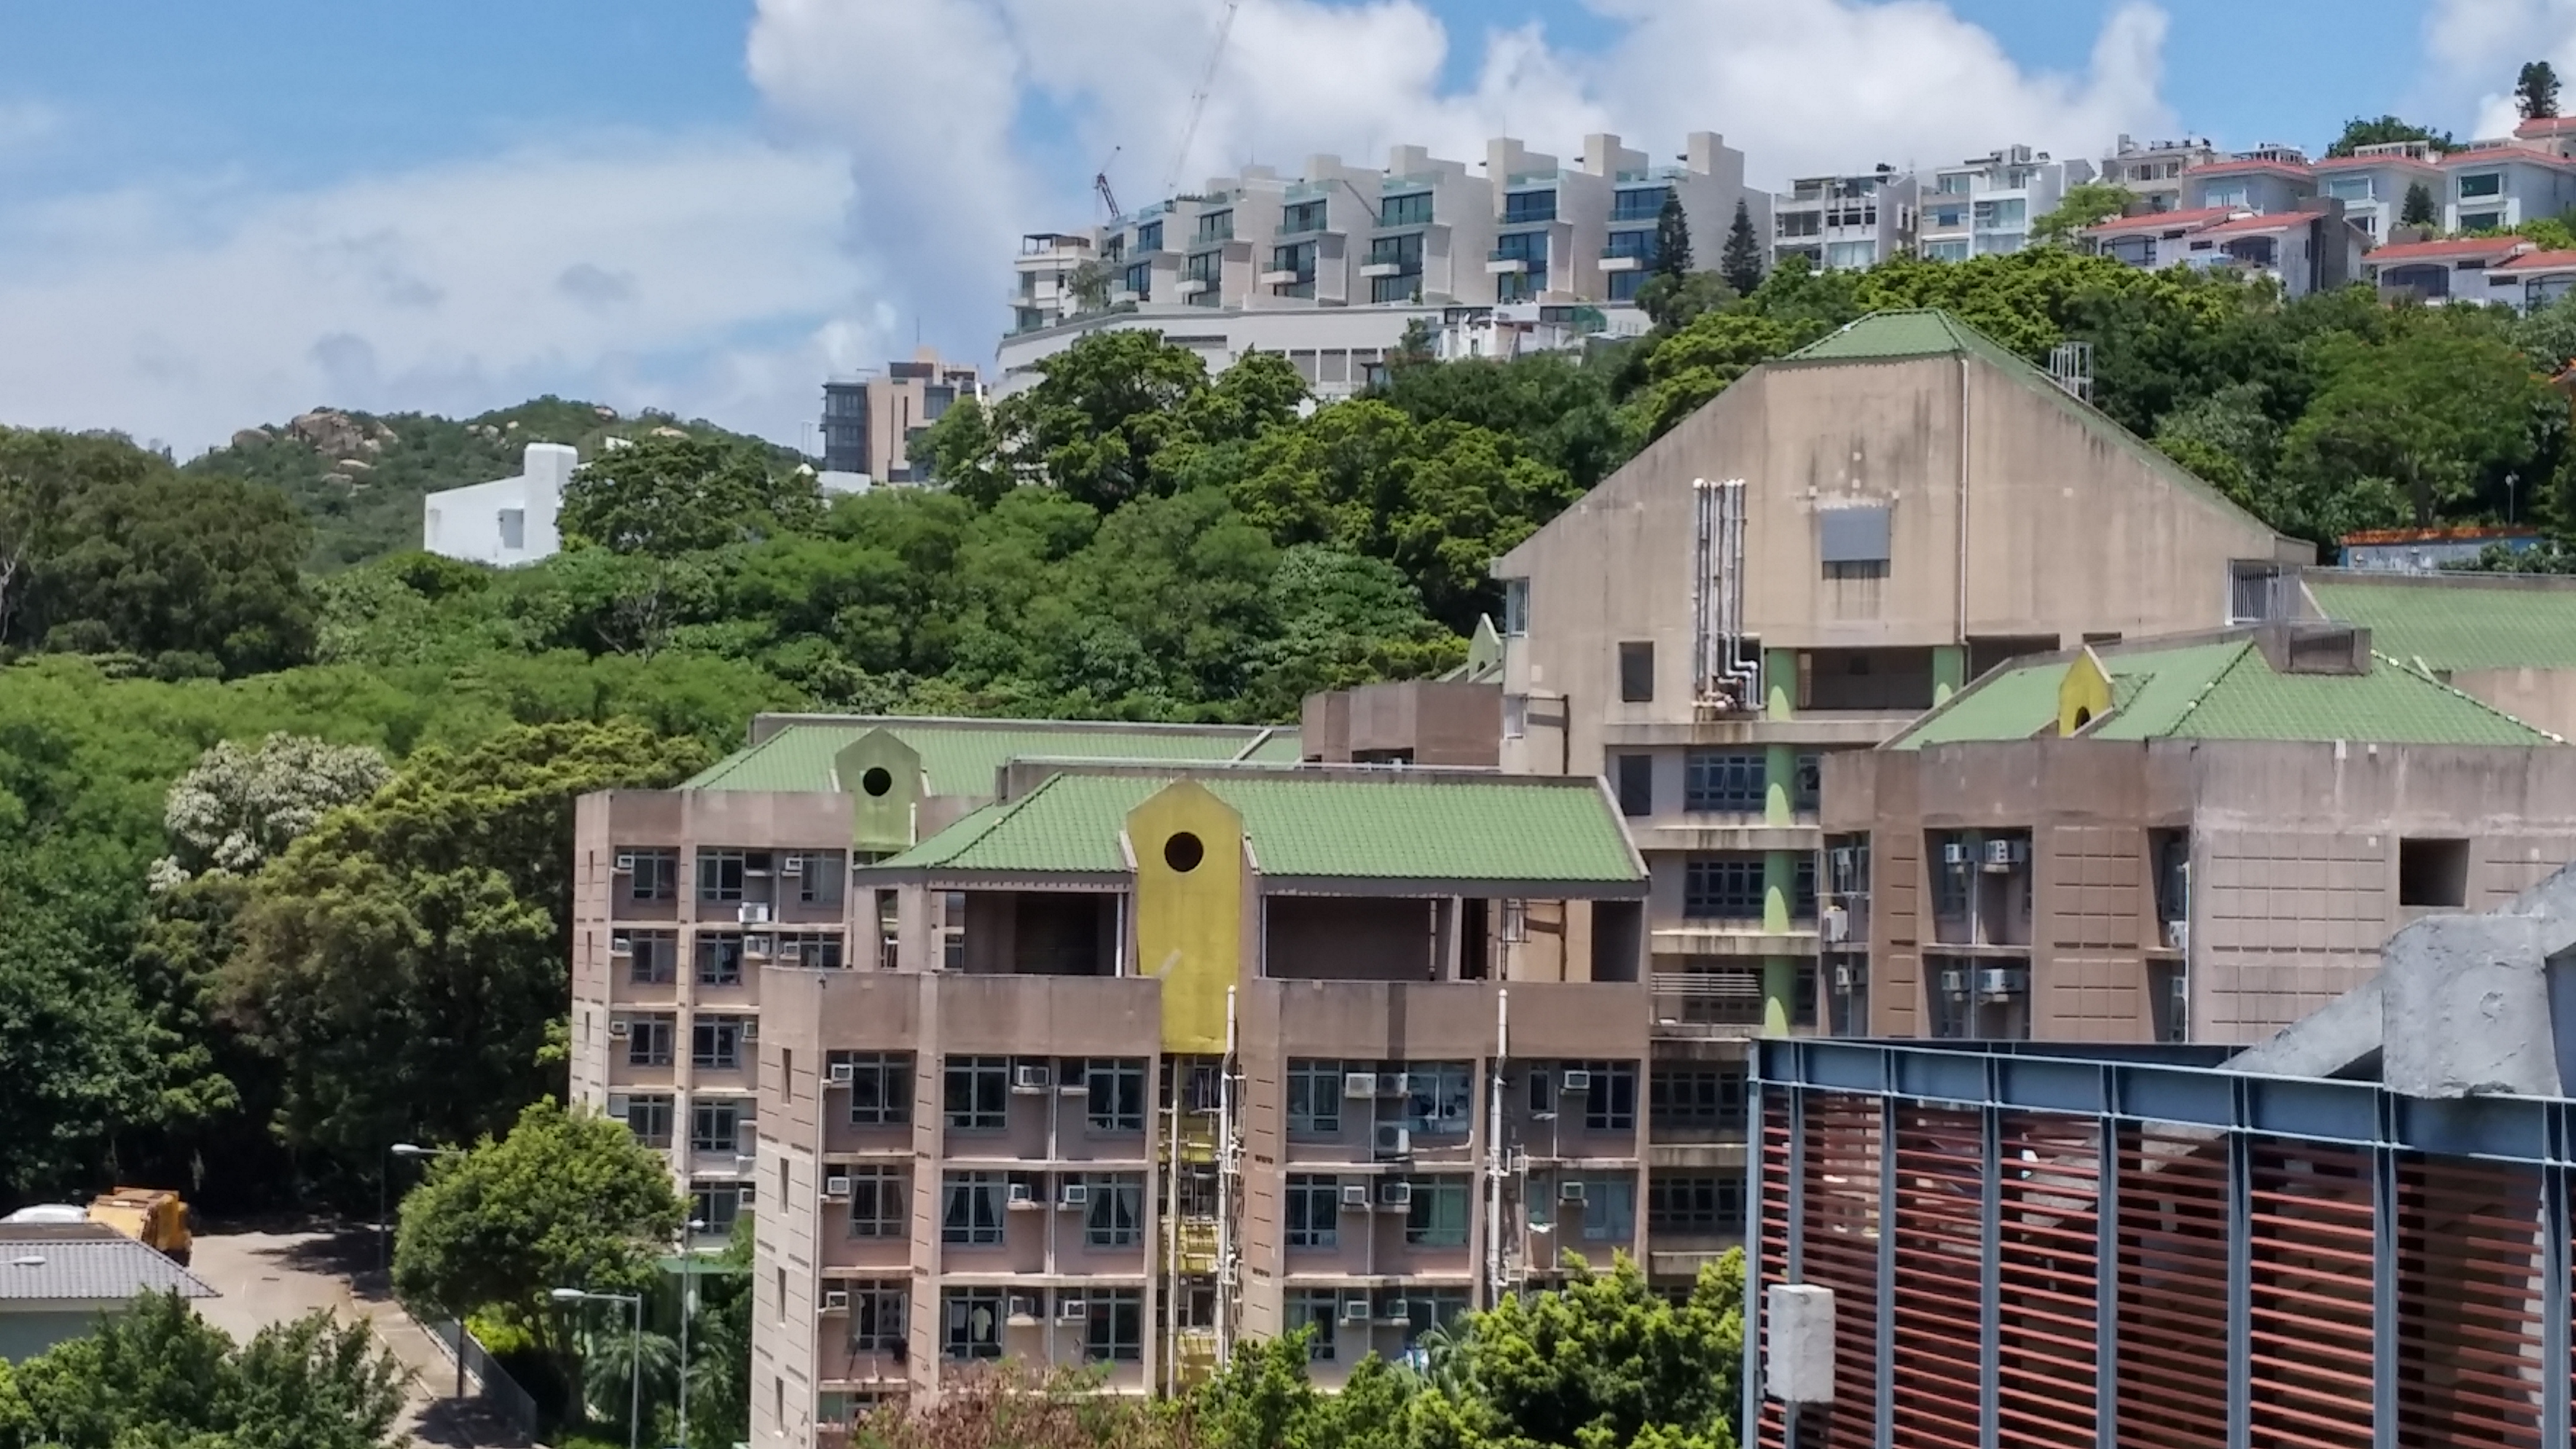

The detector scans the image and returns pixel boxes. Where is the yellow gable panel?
[2057,649,2114,737]
[833,730,925,851]
[1127,781,1246,1055]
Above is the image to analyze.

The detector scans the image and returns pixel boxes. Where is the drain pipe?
[1485,988,1508,1307]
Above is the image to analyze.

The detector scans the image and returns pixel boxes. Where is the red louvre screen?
[1888,1105,1983,1449]
[1757,1095,1792,1449]
[2245,1139,2375,1449]
[1995,1114,2100,1449]
[2394,1156,2548,1448]
[2114,1124,2230,1447]
[1801,1092,1883,1446]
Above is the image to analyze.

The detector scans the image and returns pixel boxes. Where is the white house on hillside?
[422,442,578,566]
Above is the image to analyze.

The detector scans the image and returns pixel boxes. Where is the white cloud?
[749,0,2175,372]
[2421,0,2573,137]
[0,137,869,456]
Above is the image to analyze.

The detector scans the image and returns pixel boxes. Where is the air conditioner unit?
[1829,846,1853,877]
[1007,1295,1037,1320]
[1342,1072,1379,1098]
[1559,1180,1587,1204]
[1983,838,2026,869]
[1059,1183,1089,1208]
[1559,1070,1592,1094]
[824,1174,853,1199]
[1373,1125,1412,1160]
[1341,1183,1372,1208]
[1941,842,1972,868]
[781,856,805,877]
[1057,1297,1087,1323]
[1381,1074,1412,1096]
[1978,967,2029,997]
[829,1061,856,1086]
[1831,962,1856,992]
[1378,1180,1414,1208]
[2164,920,2190,954]
[1380,1300,1413,1323]
[744,935,773,958]
[1013,1064,1051,1092]
[608,1018,632,1038]
[741,1021,759,1043]
[614,853,637,874]
[610,936,634,955]
[1339,1296,1372,1325]
[821,1289,850,1313]
[1821,907,1849,944]
[1940,968,1969,998]
[606,1093,632,1120]
[1007,1180,1036,1206]
[739,902,771,925]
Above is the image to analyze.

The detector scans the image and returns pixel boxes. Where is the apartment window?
[2459,172,2504,199]
[697,849,759,903]
[1102,233,1125,263]
[1185,250,1223,306]
[2204,182,2251,208]
[1286,1060,1344,1136]
[1402,1177,1471,1247]
[691,1097,747,1154]
[1776,210,1822,238]
[944,1056,1009,1129]
[1134,220,1164,253]
[625,1014,675,1068]
[1380,191,1432,227]
[625,850,678,902]
[1083,1175,1144,1248]
[622,1094,674,1149]
[1824,240,1878,269]
[941,1173,1006,1245]
[1618,641,1655,702]
[1934,172,1972,196]
[1579,1062,1638,1131]
[1284,1175,1340,1248]
[1502,578,1530,636]
[1503,188,1557,224]
[1271,240,1317,285]
[1684,751,1764,812]
[1928,204,1967,229]
[1648,1174,1746,1235]
[1684,856,1767,922]
[2324,175,2375,202]
[1611,185,1669,222]
[850,1284,905,1352]
[1281,199,1327,234]
[942,1289,1004,1360]
[1604,228,1655,259]
[1177,1162,1219,1220]
[1286,1291,1341,1360]
[696,933,744,986]
[2461,211,2504,232]
[1085,1058,1147,1132]
[1194,209,1234,243]
[1579,1178,1636,1241]
[497,508,526,551]
[692,1016,745,1071]
[844,1052,912,1126]
[791,851,845,905]
[1794,752,1822,812]
[1366,233,1426,271]
[777,931,844,970]
[627,931,677,985]
[1614,755,1654,818]
[1084,1289,1144,1363]
[690,1182,750,1237]
[2398,838,2470,908]
[847,1167,905,1238]
[1403,1063,1474,1136]
[1369,272,1422,303]
[1650,1067,1747,1129]
[939,890,966,972]
[1972,197,2026,230]
[1492,228,1548,266]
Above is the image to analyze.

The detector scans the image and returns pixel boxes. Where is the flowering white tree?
[150,732,392,889]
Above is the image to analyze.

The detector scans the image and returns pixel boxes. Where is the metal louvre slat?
[2394,1156,2548,1449]
[1889,1107,1984,1449]
[1995,1114,2099,1449]
[1756,1100,1791,1449]
[2246,1140,2375,1449]
[1799,1092,1883,1448]
[2114,1125,2231,1447]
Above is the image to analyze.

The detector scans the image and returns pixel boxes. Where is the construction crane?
[1094,146,1123,221]
[1163,0,1243,196]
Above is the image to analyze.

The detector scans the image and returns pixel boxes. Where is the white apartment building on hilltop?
[1769,168,1916,272]
[422,442,577,567]
[1000,132,1767,399]
[1916,144,2096,259]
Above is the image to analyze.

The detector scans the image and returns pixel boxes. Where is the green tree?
[1633,272,1736,333]
[150,733,391,888]
[2030,181,2135,245]
[559,435,822,557]
[1619,311,1803,445]
[2280,323,2557,531]
[1653,192,1694,279]
[2325,115,2456,157]
[1,1290,408,1449]
[1720,198,1765,297]
[2520,59,2562,119]
[393,1099,685,1408]
[2401,181,2440,227]
[220,720,708,1162]
[915,393,1014,505]
[967,329,1216,511]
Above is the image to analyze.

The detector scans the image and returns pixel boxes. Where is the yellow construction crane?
[1164,0,1243,196]
[1094,146,1123,220]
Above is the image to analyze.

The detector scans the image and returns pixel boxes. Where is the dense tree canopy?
[2326,115,2456,157]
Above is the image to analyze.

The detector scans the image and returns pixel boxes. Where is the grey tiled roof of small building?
[0,1236,218,1302]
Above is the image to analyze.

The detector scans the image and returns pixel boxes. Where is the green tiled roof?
[1780,310,2274,533]
[881,772,1643,884]
[2307,575,2576,670]
[1892,636,2558,749]
[684,719,1298,794]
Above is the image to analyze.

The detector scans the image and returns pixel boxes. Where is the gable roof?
[1890,634,2556,749]
[2182,158,2313,181]
[2365,237,2531,264]
[2494,248,2576,273]
[2305,572,2576,671]
[874,769,1644,889]
[685,718,1300,794]
[2082,204,2240,237]
[1778,310,2283,536]
[0,1235,219,1303]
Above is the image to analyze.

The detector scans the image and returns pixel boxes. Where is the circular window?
[859,766,894,798]
[1164,831,1206,874]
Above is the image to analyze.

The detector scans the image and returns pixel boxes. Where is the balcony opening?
[1967,634,2060,681]
[1928,955,2030,1040]
[1928,830,2033,946]
[1796,647,1936,711]
[1266,897,1437,981]
[948,891,1116,975]
[2151,830,2191,950]
[2397,838,2469,909]
[1590,901,1642,983]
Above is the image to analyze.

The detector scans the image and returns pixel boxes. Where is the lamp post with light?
[378,1141,457,1279]
[552,1287,645,1449]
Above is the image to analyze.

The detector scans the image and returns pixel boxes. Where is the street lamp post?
[675,1217,706,1449]
[553,1287,645,1449]
[379,1142,451,1279]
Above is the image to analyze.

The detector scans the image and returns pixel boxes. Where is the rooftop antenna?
[1094,147,1123,220]
[1164,0,1244,196]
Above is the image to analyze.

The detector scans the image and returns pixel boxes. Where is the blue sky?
[0,0,2546,453]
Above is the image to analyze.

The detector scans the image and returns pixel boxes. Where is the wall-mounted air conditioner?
[1059,1183,1089,1209]
[1341,1183,1371,1208]
[1373,1125,1412,1160]
[1559,1070,1592,1094]
[1379,1180,1414,1208]
[781,856,805,877]
[1007,1180,1036,1206]
[1013,1064,1051,1092]
[1831,963,1855,992]
[2164,920,2190,954]
[1380,1300,1413,1323]
[821,1289,850,1313]
[1381,1074,1412,1096]
[614,853,637,874]
[739,903,772,925]
[1339,1296,1372,1325]
[1342,1073,1378,1098]
[1982,838,2026,870]
[1940,969,1968,998]
[610,936,634,955]
[823,1175,851,1199]
[1559,1180,1587,1203]
[1941,842,1972,869]
[1978,967,2029,997]
[1007,1295,1036,1320]
[1058,1296,1087,1323]
[1821,907,1848,943]
[608,1018,632,1038]
[606,1094,631,1120]
[829,1061,855,1086]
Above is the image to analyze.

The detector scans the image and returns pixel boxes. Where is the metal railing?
[421,1314,544,1435]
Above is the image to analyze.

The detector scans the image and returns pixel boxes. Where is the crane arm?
[1164,0,1243,196]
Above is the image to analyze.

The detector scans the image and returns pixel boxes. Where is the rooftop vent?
[2253,620,2372,676]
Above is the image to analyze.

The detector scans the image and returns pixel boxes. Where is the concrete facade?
[1770,170,1917,272]
[1917,144,2095,260]
[421,442,577,567]
[2097,134,2223,213]
[819,350,984,485]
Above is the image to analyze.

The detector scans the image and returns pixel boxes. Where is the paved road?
[189,1223,531,1448]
